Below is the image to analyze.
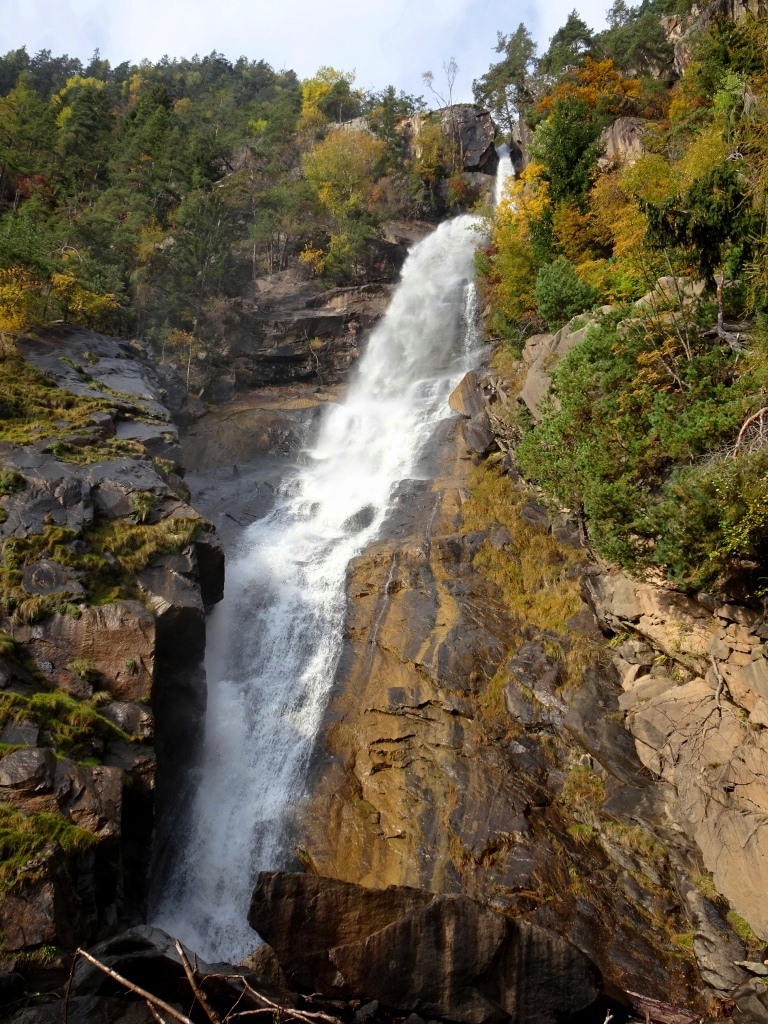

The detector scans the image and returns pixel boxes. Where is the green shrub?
[0,471,25,496]
[535,258,602,330]
[516,313,762,586]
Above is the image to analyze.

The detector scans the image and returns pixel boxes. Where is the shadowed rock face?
[249,872,602,1024]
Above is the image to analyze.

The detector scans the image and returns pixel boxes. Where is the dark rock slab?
[249,871,602,1024]
[461,412,495,455]
[20,559,85,597]
[0,747,56,793]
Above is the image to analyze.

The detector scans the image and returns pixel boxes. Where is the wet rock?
[680,881,748,991]
[249,872,602,1024]
[564,665,650,787]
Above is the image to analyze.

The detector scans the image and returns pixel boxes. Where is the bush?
[535,258,602,329]
[516,314,762,586]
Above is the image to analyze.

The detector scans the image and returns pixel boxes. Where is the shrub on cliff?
[516,314,764,586]
[535,258,602,329]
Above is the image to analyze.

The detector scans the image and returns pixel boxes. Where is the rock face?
[223,276,397,390]
[585,570,768,942]
[518,321,589,422]
[249,872,602,1024]
[598,117,650,169]
[0,328,224,962]
[660,0,766,76]
[298,419,709,1004]
[401,106,499,176]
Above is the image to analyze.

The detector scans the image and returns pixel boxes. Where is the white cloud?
[3,0,610,100]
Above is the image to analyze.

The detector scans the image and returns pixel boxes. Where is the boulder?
[54,760,122,837]
[449,371,485,419]
[249,872,602,1024]
[0,747,56,794]
[518,321,588,422]
[461,413,496,455]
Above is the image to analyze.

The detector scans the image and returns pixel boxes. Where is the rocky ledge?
[0,327,223,984]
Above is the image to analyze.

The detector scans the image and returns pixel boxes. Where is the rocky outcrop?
[661,0,766,76]
[597,117,650,169]
[0,328,224,964]
[585,569,768,944]
[298,418,715,1006]
[249,872,603,1024]
[517,321,590,423]
[400,106,499,176]
[214,275,398,393]
[181,384,344,469]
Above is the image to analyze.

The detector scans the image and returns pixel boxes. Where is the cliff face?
[0,328,223,972]
[297,357,768,1015]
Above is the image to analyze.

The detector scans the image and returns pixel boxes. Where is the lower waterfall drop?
[153,214,486,963]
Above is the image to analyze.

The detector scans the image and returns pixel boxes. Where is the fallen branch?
[228,975,341,1024]
[175,940,222,1024]
[74,949,195,1024]
[734,407,768,455]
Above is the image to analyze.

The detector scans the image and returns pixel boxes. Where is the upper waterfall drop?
[494,143,515,208]
[152,213,487,963]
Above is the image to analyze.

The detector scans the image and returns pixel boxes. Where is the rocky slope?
[0,327,223,992]
[294,341,768,1019]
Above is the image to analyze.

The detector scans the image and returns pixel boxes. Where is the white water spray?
[494,143,515,207]
[153,214,487,962]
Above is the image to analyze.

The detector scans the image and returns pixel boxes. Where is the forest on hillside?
[1,0,768,594]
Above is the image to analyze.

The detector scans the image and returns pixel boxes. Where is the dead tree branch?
[175,940,222,1024]
[74,949,195,1024]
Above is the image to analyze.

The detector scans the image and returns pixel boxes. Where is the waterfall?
[152,214,487,963]
[494,143,515,207]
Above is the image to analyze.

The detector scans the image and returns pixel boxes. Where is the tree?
[302,129,385,218]
[473,25,537,135]
[539,11,594,77]
[530,97,605,206]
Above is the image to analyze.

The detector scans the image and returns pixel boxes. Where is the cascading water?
[153,213,490,962]
[494,143,514,207]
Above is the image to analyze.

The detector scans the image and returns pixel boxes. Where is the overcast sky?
[2,0,609,101]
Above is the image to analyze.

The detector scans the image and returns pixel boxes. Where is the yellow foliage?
[50,273,118,329]
[552,202,598,264]
[302,129,385,217]
[298,243,326,275]
[538,57,641,115]
[0,267,45,334]
[621,154,677,205]
[677,124,729,186]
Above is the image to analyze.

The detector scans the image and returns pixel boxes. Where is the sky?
[2,0,610,101]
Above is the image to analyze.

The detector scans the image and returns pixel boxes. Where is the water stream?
[154,154,515,962]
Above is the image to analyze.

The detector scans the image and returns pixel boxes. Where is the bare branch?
[74,949,195,1024]
[174,940,222,1024]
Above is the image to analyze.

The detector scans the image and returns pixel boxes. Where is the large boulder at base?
[248,872,602,1024]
